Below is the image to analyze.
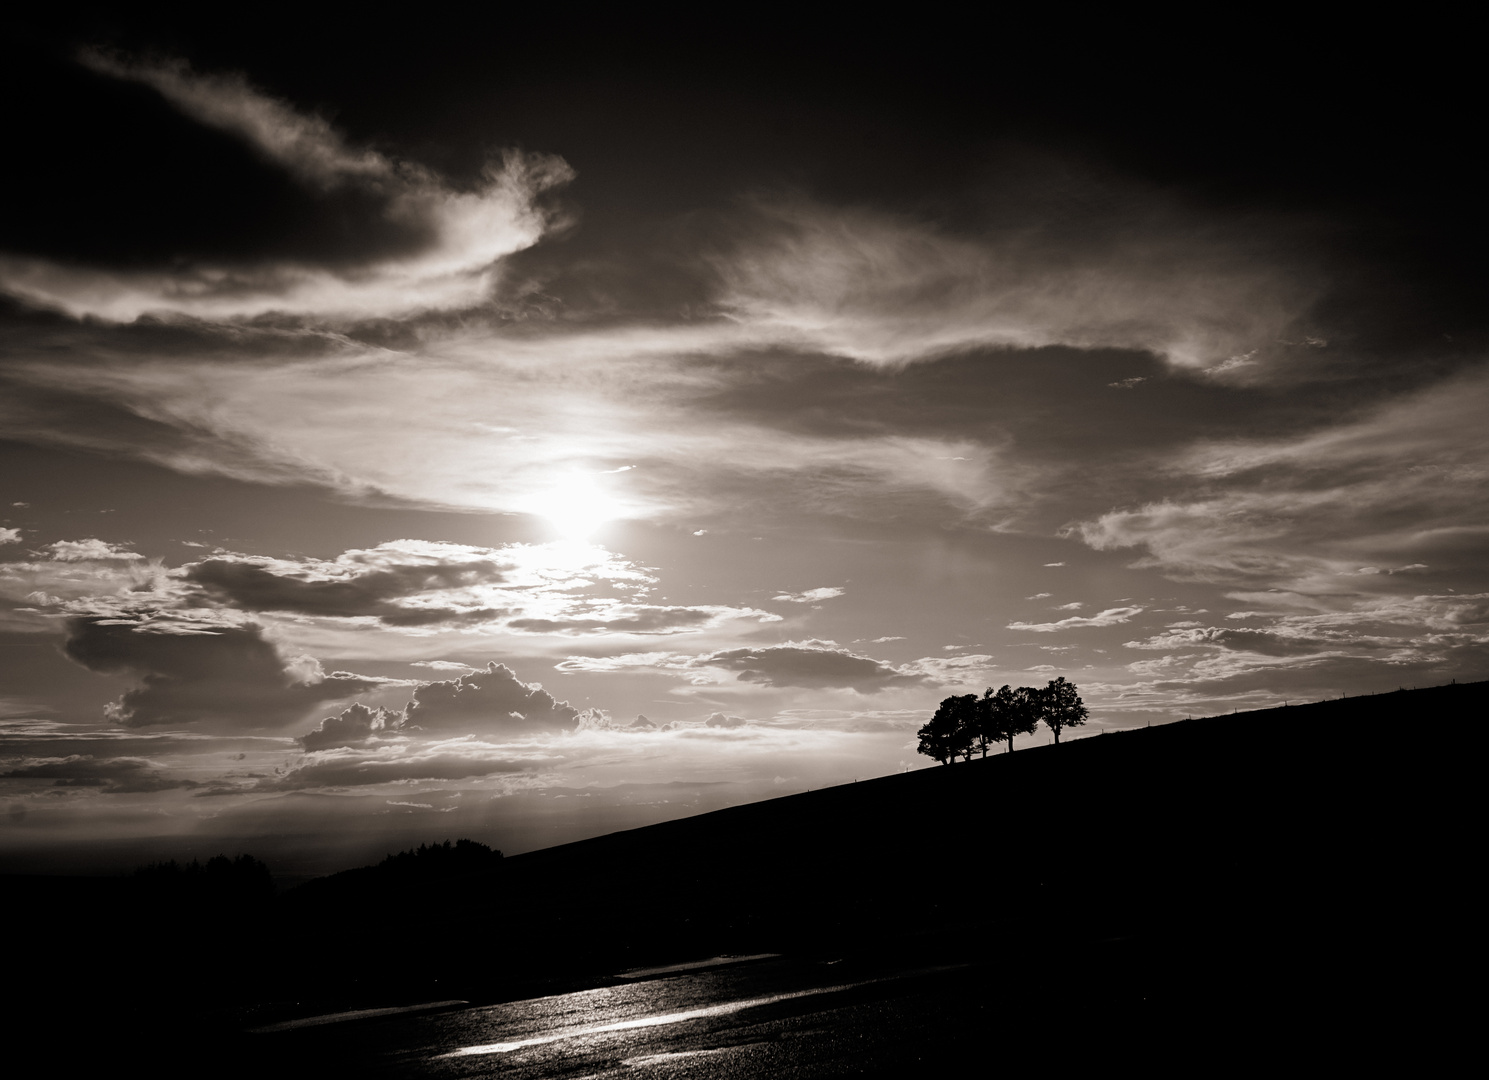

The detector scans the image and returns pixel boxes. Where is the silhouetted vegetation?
[917,693,980,762]
[918,678,1088,762]
[132,853,275,903]
[1040,676,1088,743]
[983,683,1041,754]
[376,838,504,878]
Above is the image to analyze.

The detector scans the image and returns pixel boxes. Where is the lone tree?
[983,684,1040,753]
[1038,676,1088,744]
[917,694,978,763]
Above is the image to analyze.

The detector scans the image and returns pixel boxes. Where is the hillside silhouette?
[9,681,1475,1072]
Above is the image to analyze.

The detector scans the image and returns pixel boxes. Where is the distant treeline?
[133,853,274,899]
[126,839,503,899]
[918,677,1088,762]
[373,838,504,877]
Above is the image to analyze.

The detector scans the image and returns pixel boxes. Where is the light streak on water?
[249,1000,469,1033]
[436,977,892,1058]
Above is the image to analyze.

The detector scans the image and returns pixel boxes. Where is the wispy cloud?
[710,195,1318,371]
[773,586,845,603]
[557,640,930,693]
[1007,606,1144,632]
[1075,366,1489,592]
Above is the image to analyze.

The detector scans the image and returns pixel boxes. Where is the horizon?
[3,15,1485,877]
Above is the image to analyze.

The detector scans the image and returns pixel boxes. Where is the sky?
[2,13,1484,877]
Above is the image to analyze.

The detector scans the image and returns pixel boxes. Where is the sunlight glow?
[523,472,626,539]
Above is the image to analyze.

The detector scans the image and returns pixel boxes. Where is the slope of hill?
[9,681,1476,1070]
[254,682,1476,1011]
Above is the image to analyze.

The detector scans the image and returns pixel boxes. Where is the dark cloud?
[507,607,731,635]
[298,702,403,751]
[185,554,508,625]
[62,617,384,730]
[264,749,536,790]
[1,754,195,793]
[701,644,927,692]
[292,660,594,749]
[403,662,581,735]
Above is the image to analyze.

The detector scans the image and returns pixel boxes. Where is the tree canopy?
[1040,676,1089,744]
[917,694,979,764]
[983,684,1041,754]
[916,678,1089,763]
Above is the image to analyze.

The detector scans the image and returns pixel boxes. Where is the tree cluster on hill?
[374,838,504,879]
[132,853,275,903]
[917,677,1088,763]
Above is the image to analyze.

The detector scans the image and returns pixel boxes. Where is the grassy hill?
[9,681,1476,1065]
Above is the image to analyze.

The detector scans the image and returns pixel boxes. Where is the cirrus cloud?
[1007,606,1144,632]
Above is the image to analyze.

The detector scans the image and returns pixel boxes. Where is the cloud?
[297,660,596,748]
[0,316,1029,532]
[0,52,573,321]
[298,702,404,751]
[180,539,726,637]
[0,528,20,545]
[8,536,780,642]
[77,50,389,189]
[705,712,746,728]
[1074,367,1489,591]
[1124,625,1348,657]
[1103,591,1489,704]
[772,586,845,603]
[506,605,779,636]
[261,743,543,791]
[0,754,197,793]
[711,193,1316,371]
[61,616,386,730]
[184,541,515,625]
[403,662,584,735]
[558,642,994,693]
[45,539,145,562]
[694,642,928,692]
[904,653,997,686]
[1007,606,1145,632]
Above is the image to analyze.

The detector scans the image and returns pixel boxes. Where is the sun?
[525,472,625,539]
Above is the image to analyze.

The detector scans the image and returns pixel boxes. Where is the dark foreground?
[7,682,1477,1074]
[226,950,1238,1078]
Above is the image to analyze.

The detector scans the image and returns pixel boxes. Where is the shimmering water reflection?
[256,956,985,1078]
[437,977,892,1057]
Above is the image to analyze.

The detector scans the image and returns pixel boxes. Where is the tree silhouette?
[917,694,978,763]
[984,684,1040,753]
[1039,676,1088,744]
